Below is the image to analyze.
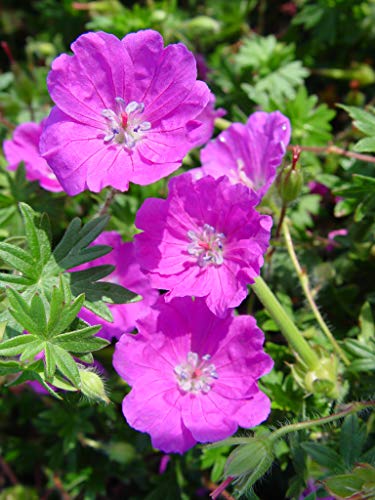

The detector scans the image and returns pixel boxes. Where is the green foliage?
[237,35,309,108]
[0,203,138,331]
[339,104,375,153]
[270,86,336,146]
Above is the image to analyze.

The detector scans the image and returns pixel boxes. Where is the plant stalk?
[251,276,319,369]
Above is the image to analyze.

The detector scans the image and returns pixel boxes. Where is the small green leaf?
[0,359,21,375]
[52,344,80,387]
[30,293,47,335]
[44,342,56,381]
[0,242,38,279]
[0,334,38,356]
[18,203,52,266]
[340,415,367,468]
[7,288,40,334]
[0,272,35,286]
[19,340,44,361]
[55,335,108,353]
[47,293,85,338]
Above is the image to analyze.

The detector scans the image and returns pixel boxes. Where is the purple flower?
[40,30,213,195]
[200,111,291,201]
[326,228,348,252]
[113,296,273,453]
[134,174,272,317]
[73,231,158,341]
[308,181,330,197]
[3,119,63,192]
[299,479,334,500]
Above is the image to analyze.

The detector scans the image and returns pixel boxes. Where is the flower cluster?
[4,28,292,454]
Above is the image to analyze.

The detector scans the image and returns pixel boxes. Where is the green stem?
[270,401,375,443]
[282,220,351,366]
[214,117,232,131]
[251,276,319,369]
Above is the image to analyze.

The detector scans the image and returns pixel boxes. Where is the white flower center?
[174,352,218,394]
[101,97,151,150]
[187,224,225,267]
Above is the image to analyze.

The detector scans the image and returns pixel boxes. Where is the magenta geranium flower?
[200,111,291,201]
[113,296,273,453]
[39,30,213,195]
[135,174,272,317]
[3,119,63,192]
[73,231,158,341]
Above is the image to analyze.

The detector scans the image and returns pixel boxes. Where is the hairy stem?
[282,220,350,366]
[270,400,375,442]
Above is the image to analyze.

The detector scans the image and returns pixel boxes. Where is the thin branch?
[97,188,119,216]
[289,144,375,164]
[282,219,350,366]
[0,455,19,485]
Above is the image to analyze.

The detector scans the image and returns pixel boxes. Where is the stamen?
[187,224,225,267]
[174,351,218,394]
[102,97,151,150]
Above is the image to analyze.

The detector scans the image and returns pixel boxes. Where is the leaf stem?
[282,220,350,366]
[251,276,319,369]
[98,188,119,217]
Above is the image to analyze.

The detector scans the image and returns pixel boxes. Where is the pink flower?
[73,231,158,341]
[3,119,63,192]
[40,30,213,195]
[200,111,291,201]
[113,296,273,453]
[188,92,225,149]
[135,174,272,317]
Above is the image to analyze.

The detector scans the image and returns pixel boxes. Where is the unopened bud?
[225,436,274,482]
[79,369,109,403]
[277,164,303,203]
[185,16,221,37]
[290,351,341,399]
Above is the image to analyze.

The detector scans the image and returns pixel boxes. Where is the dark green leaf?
[53,215,110,269]
[340,415,367,468]
[301,442,346,472]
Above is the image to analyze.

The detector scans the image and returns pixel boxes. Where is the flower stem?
[270,400,375,443]
[282,220,351,366]
[98,187,119,216]
[214,117,232,131]
[251,276,319,369]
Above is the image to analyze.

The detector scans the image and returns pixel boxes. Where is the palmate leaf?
[268,86,336,146]
[0,204,138,334]
[236,35,309,108]
[0,281,109,394]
